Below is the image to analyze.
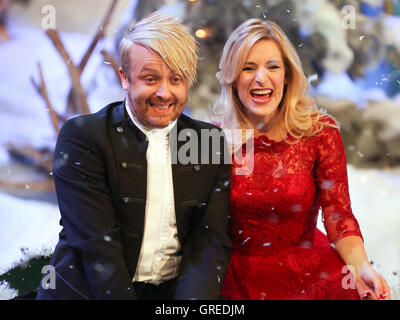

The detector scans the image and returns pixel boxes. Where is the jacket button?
[121,161,128,169]
[116,126,124,134]
[196,202,206,209]
[122,197,130,204]
[193,165,200,172]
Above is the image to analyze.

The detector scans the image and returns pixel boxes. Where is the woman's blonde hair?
[213,19,336,143]
[119,12,198,87]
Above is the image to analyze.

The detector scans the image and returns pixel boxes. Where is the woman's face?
[235,39,286,128]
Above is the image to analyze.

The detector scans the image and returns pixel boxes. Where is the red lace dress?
[221,118,363,300]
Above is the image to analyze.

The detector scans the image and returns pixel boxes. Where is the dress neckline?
[254,134,287,145]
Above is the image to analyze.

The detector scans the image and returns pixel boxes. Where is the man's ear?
[119,67,129,90]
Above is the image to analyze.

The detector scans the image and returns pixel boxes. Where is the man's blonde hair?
[213,19,337,143]
[119,12,198,87]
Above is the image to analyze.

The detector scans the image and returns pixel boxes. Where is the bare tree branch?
[0,179,55,192]
[45,29,91,115]
[79,0,119,72]
[6,144,52,173]
[65,0,119,114]
[30,62,60,133]
[100,49,121,82]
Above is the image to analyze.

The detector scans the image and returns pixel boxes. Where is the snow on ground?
[310,71,389,108]
[317,165,400,299]
[0,193,61,276]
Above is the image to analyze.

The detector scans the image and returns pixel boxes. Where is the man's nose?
[156,81,173,101]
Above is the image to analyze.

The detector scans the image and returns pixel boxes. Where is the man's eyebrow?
[139,66,160,73]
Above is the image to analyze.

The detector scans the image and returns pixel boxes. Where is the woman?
[214,19,390,300]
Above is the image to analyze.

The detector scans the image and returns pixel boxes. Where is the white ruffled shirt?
[125,100,181,285]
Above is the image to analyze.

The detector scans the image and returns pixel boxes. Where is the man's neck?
[124,98,177,136]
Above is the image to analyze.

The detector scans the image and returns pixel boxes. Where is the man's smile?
[148,102,175,113]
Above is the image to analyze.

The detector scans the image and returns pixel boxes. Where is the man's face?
[119,44,189,129]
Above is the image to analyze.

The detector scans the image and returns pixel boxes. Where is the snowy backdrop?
[0,0,399,299]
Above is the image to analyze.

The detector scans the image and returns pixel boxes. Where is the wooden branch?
[30,62,60,134]
[7,143,52,173]
[65,0,119,114]
[0,0,12,14]
[0,0,12,43]
[79,0,118,73]
[0,178,55,193]
[100,49,121,82]
[45,29,91,115]
[0,24,8,42]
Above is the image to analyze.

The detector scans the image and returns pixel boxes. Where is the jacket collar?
[109,100,193,143]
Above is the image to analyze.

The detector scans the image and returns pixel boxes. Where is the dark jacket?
[36,101,231,300]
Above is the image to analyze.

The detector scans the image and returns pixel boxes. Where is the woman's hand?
[356,262,391,300]
[334,236,391,300]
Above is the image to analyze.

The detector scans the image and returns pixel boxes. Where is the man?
[37,12,231,300]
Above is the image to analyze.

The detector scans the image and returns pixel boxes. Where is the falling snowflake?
[321,180,334,190]
[308,74,318,83]
[94,263,105,273]
[241,237,251,245]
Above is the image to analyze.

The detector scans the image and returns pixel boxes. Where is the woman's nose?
[255,67,269,85]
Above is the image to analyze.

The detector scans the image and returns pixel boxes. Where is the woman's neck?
[248,112,286,141]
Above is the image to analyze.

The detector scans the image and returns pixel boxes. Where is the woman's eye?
[243,67,254,71]
[269,65,280,69]
[146,77,155,83]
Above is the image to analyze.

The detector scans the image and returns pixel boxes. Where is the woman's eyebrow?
[266,59,281,64]
[244,59,282,65]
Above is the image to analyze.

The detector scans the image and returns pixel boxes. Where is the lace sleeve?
[315,119,363,244]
